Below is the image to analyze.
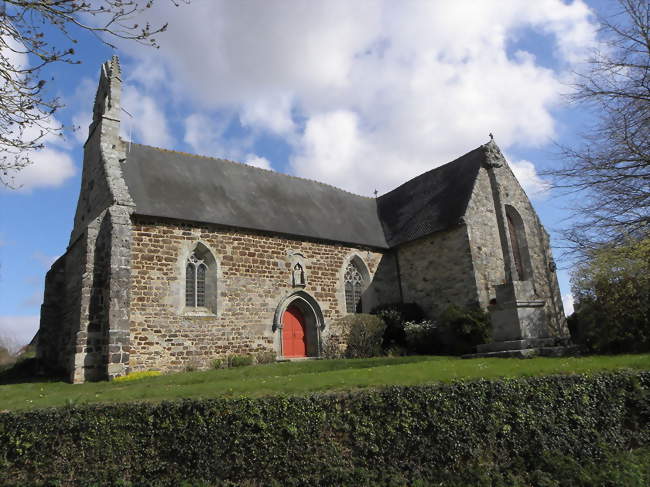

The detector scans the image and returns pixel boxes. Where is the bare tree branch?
[543,0,650,256]
[0,0,189,188]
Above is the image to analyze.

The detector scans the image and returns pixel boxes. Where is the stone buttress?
[465,141,571,357]
[38,57,135,382]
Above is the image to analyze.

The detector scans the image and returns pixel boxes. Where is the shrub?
[404,320,439,354]
[372,302,425,349]
[255,351,276,365]
[211,359,223,370]
[112,371,161,383]
[0,372,648,486]
[321,337,344,359]
[337,313,386,358]
[436,305,491,355]
[227,354,254,368]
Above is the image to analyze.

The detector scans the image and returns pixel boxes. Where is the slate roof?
[122,143,486,249]
[377,146,484,247]
[122,144,388,248]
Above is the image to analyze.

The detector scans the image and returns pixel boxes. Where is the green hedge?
[0,372,649,486]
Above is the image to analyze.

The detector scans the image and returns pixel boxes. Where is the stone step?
[463,345,581,360]
[476,337,572,353]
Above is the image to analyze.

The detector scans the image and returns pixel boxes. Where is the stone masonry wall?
[38,256,67,370]
[396,225,480,319]
[464,146,567,337]
[129,216,398,373]
[37,232,85,378]
[38,57,135,382]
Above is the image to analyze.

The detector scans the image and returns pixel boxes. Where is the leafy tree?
[569,237,650,353]
[0,0,187,187]
[544,0,649,254]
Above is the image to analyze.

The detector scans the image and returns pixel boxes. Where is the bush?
[0,372,648,486]
[227,354,254,368]
[436,305,491,355]
[337,313,387,358]
[321,337,344,359]
[404,320,439,354]
[255,351,276,365]
[372,302,425,349]
[211,359,223,370]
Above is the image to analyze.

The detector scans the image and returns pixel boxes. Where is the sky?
[0,0,615,351]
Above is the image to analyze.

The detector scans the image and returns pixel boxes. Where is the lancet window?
[344,261,364,313]
[186,252,207,307]
[504,205,533,282]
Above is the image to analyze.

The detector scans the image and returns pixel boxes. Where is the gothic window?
[507,213,524,280]
[505,205,533,281]
[186,252,208,307]
[344,261,365,313]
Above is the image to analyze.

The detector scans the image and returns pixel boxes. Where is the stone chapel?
[38,57,568,383]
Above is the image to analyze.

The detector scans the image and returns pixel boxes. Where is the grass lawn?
[1,353,649,412]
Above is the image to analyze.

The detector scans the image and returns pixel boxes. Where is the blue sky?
[0,0,612,349]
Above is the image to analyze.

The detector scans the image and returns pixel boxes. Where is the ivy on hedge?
[0,372,648,486]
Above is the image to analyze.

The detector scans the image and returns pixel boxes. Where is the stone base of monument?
[463,337,579,359]
[463,281,578,359]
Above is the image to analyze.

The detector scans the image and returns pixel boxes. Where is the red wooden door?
[282,305,307,357]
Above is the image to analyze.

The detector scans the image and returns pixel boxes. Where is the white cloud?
[240,94,296,135]
[8,147,76,192]
[121,85,174,148]
[116,0,598,194]
[0,316,39,353]
[509,158,551,200]
[1,34,77,190]
[562,293,575,316]
[183,112,255,162]
[184,113,229,157]
[244,154,272,170]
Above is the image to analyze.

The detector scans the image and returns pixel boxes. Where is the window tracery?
[344,261,364,313]
[186,252,207,307]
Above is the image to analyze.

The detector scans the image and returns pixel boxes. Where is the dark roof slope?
[122,144,389,248]
[377,146,485,247]
[122,143,486,249]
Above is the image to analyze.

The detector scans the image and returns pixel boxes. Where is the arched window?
[344,261,365,313]
[505,205,533,281]
[186,252,207,307]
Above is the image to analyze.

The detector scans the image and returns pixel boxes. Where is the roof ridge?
[126,141,375,200]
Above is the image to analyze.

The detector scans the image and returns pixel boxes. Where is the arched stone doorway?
[274,291,324,358]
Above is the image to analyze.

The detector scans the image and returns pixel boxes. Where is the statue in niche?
[292,263,305,287]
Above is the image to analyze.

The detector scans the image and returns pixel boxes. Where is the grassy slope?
[1,354,650,411]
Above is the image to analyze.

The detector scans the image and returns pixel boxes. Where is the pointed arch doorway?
[274,290,325,359]
[282,305,307,358]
